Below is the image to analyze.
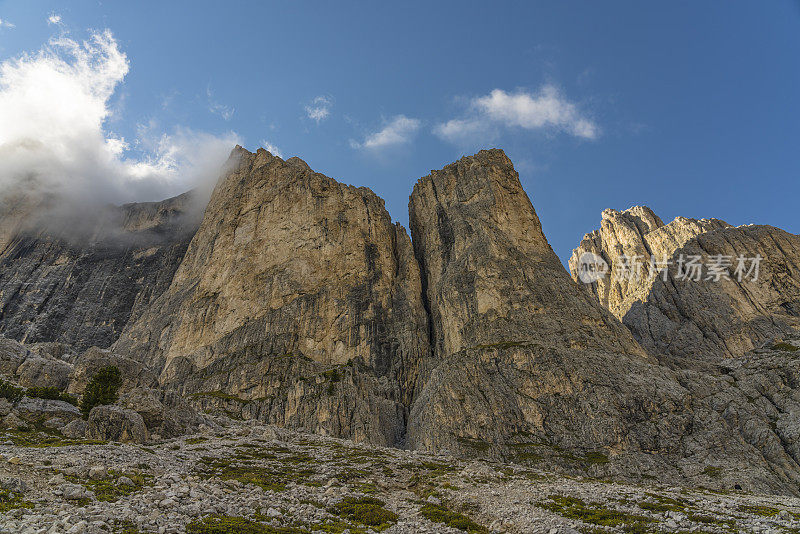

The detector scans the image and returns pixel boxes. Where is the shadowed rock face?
[114,147,430,446]
[0,192,199,351]
[570,206,800,362]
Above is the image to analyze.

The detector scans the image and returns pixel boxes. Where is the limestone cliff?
[0,192,198,351]
[114,147,430,446]
[570,207,800,361]
[406,150,800,494]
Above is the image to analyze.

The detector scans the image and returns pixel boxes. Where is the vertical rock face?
[114,147,429,446]
[0,192,198,351]
[406,151,664,453]
[570,207,800,361]
[405,150,800,494]
[569,207,731,320]
[408,149,645,360]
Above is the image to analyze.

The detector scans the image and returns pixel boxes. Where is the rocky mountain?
[113,147,430,446]
[570,206,800,362]
[0,192,199,351]
[1,147,800,496]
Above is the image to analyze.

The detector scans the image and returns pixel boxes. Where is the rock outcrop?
[114,147,430,446]
[86,405,148,444]
[0,192,199,351]
[570,207,800,361]
[406,150,800,494]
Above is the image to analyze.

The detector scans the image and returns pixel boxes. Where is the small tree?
[80,366,122,418]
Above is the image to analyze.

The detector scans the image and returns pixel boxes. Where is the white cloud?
[434,86,599,146]
[260,140,283,158]
[351,115,421,150]
[305,95,332,123]
[433,118,498,147]
[207,86,234,121]
[0,29,238,207]
[0,18,15,29]
[47,14,62,26]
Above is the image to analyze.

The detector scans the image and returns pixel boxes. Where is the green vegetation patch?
[638,493,690,513]
[329,496,398,530]
[186,515,302,534]
[738,504,799,519]
[0,379,24,402]
[0,489,34,512]
[25,386,78,405]
[702,466,723,479]
[456,436,491,452]
[195,445,318,492]
[0,424,104,448]
[112,519,142,534]
[64,469,151,502]
[473,340,527,350]
[688,513,737,529]
[186,515,372,534]
[771,342,799,352]
[419,502,488,533]
[538,495,654,530]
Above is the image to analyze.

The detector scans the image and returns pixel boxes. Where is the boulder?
[1,412,25,430]
[16,356,73,390]
[118,388,164,429]
[61,419,87,439]
[60,482,93,501]
[0,336,28,377]
[86,405,148,444]
[67,347,152,395]
[14,397,81,424]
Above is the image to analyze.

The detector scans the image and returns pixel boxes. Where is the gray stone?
[15,397,80,423]
[16,355,73,389]
[86,405,148,444]
[61,419,87,439]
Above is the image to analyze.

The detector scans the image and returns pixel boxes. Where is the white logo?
[577,252,609,284]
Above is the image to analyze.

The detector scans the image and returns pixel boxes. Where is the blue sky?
[0,1,798,264]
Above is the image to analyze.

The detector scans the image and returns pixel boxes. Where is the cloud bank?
[351,115,421,150]
[0,29,238,209]
[434,86,598,146]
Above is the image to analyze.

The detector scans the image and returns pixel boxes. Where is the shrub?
[80,366,122,418]
[331,496,398,529]
[26,386,78,406]
[420,502,489,533]
[0,380,24,403]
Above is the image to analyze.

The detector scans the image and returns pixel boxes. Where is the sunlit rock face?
[114,147,430,446]
[570,206,800,362]
[405,150,800,495]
